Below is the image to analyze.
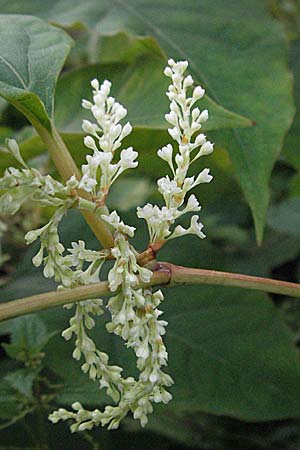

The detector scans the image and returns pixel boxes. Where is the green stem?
[0,264,300,322]
[33,121,114,248]
[167,263,300,296]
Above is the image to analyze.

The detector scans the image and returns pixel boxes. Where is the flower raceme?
[137,59,213,244]
[0,59,214,431]
[79,78,137,201]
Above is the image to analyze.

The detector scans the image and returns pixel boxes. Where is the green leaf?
[0,15,72,130]
[3,370,35,399]
[3,315,56,362]
[54,53,252,132]
[0,369,35,419]
[162,285,300,421]
[0,380,20,419]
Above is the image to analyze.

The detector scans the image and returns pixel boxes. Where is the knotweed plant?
[0,59,214,431]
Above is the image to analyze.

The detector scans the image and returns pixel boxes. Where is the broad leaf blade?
[54,57,252,133]
[163,285,300,421]
[0,15,73,130]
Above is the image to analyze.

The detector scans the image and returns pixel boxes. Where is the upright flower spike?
[79,79,137,203]
[137,59,214,245]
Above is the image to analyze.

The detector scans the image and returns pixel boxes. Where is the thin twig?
[0,263,300,322]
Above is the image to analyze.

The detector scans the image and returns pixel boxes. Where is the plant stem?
[1,264,300,322]
[33,121,114,248]
[167,263,300,296]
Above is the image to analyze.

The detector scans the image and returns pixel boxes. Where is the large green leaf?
[0,1,294,242]
[55,57,252,132]
[0,15,72,130]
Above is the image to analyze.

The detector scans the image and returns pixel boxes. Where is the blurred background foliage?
[1,0,300,449]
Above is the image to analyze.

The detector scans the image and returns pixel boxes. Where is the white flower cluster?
[137,59,213,244]
[0,59,214,434]
[0,160,78,216]
[79,79,137,201]
[66,240,109,285]
[25,206,74,287]
[61,298,123,403]
[26,214,110,289]
[50,211,172,431]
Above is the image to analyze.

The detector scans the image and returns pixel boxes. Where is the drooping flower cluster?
[0,59,213,433]
[50,211,172,431]
[79,79,137,201]
[137,59,214,244]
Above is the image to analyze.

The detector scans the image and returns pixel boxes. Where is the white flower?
[198,109,208,123]
[177,194,201,216]
[157,144,173,164]
[102,211,135,237]
[136,341,150,359]
[91,78,100,90]
[79,174,97,192]
[157,176,181,197]
[189,215,206,238]
[79,78,138,199]
[186,194,200,210]
[82,120,99,134]
[95,152,113,167]
[182,176,195,192]
[119,147,138,170]
[118,122,132,143]
[200,141,214,155]
[168,127,181,144]
[170,215,206,240]
[192,85,205,101]
[83,136,98,151]
[82,99,93,109]
[39,59,214,433]
[194,168,213,185]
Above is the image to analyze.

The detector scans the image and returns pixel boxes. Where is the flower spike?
[138,59,214,244]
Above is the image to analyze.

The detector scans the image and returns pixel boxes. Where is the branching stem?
[1,263,299,322]
[33,121,114,248]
